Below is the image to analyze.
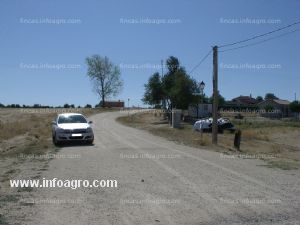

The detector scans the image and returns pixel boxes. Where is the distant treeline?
[0,103,93,108]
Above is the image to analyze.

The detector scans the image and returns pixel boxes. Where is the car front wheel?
[53,132,60,146]
[86,139,94,145]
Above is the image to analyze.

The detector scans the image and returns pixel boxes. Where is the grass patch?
[117,112,300,170]
[0,113,56,157]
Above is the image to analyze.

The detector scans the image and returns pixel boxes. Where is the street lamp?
[197,81,205,118]
[200,81,205,103]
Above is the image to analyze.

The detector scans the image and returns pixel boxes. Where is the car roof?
[57,113,84,117]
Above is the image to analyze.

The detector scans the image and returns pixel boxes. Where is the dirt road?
[18,112,300,225]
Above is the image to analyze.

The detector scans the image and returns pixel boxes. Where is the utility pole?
[212,46,218,144]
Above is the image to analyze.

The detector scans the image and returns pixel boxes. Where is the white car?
[52,113,94,145]
[193,118,213,131]
[193,117,235,133]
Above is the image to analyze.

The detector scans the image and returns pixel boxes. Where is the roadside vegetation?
[137,55,300,170]
[117,112,300,170]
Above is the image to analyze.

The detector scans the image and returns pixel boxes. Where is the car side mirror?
[51,121,56,125]
[88,121,93,124]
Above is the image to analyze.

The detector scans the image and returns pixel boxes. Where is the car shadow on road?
[54,142,95,148]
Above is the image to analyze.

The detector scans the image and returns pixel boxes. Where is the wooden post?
[234,129,242,151]
[212,46,218,144]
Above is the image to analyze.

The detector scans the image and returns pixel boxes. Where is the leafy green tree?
[86,55,123,107]
[162,56,198,109]
[166,56,180,74]
[143,56,200,110]
[142,72,163,106]
[169,70,199,109]
[256,96,263,102]
[33,104,41,108]
[209,93,226,107]
[290,101,300,113]
[265,93,279,100]
[161,57,181,109]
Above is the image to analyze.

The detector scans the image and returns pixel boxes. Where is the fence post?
[234,129,242,151]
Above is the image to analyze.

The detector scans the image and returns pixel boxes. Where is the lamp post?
[200,81,205,103]
[197,81,205,118]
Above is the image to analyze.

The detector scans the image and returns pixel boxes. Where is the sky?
[0,0,299,107]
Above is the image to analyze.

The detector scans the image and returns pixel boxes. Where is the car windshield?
[58,115,87,124]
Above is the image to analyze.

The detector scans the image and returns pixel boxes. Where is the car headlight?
[87,127,93,133]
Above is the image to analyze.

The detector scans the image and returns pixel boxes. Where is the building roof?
[257,99,290,106]
[232,96,257,105]
[273,99,290,105]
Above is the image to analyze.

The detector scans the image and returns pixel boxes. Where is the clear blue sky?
[1,0,299,107]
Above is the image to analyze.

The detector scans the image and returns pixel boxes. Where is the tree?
[290,101,300,113]
[166,56,180,74]
[265,93,279,100]
[209,93,226,107]
[33,104,41,108]
[256,96,263,102]
[142,72,163,106]
[142,56,199,110]
[169,70,199,109]
[0,103,4,108]
[86,55,123,107]
[161,56,182,109]
[64,103,70,108]
[162,56,199,109]
[85,104,92,108]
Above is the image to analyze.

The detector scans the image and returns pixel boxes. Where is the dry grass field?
[117,112,300,170]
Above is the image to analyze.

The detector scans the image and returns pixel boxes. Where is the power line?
[219,28,300,53]
[189,49,212,74]
[189,21,300,74]
[219,20,300,48]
